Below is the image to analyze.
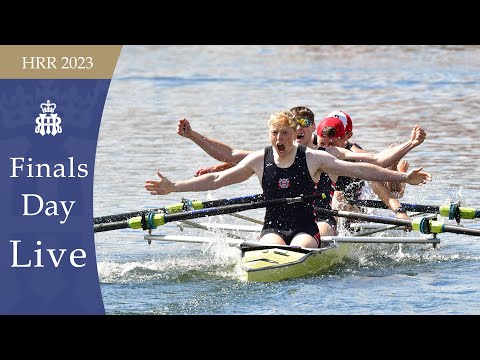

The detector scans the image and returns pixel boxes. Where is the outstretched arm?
[177,118,252,164]
[145,152,261,195]
[342,140,410,218]
[309,149,431,185]
[327,125,426,168]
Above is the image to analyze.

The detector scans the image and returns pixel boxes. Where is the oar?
[94,193,264,225]
[352,212,432,237]
[94,194,322,233]
[177,219,245,240]
[349,199,480,222]
[315,208,480,237]
[228,212,264,225]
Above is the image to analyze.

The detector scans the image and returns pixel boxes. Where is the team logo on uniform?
[278,178,290,189]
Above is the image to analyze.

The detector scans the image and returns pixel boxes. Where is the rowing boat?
[143,233,348,281]
[96,193,480,282]
[144,233,439,282]
[239,233,442,282]
[239,241,346,282]
[172,219,441,281]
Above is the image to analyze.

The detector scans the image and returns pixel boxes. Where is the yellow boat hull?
[240,243,348,282]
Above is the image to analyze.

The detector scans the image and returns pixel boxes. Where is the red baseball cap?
[327,110,352,133]
[316,117,346,139]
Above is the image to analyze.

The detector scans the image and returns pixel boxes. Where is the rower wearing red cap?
[315,112,412,230]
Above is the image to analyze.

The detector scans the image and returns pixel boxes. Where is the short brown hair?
[320,126,338,138]
[290,106,314,122]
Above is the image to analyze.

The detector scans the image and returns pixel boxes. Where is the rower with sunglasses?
[175,107,426,237]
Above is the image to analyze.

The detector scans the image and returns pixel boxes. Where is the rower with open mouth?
[174,106,426,238]
[146,110,431,249]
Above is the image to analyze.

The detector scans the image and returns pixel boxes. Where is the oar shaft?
[316,208,480,236]
[161,196,301,223]
[442,223,480,236]
[325,209,412,227]
[351,200,480,220]
[94,220,130,232]
[94,193,264,224]
[95,194,320,233]
[95,199,269,233]
[352,200,439,213]
[94,208,162,225]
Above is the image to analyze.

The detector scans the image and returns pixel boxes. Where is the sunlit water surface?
[94,45,480,315]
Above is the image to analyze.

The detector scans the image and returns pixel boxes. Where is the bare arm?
[345,140,410,216]
[194,162,236,177]
[368,181,411,221]
[309,149,431,185]
[348,140,410,218]
[327,125,426,168]
[145,151,262,195]
[177,118,252,163]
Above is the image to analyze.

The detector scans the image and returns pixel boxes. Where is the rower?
[314,115,413,232]
[146,109,431,249]
[174,107,426,237]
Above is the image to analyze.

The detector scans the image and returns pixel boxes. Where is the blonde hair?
[268,110,297,130]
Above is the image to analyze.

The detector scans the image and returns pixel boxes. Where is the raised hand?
[405,167,432,185]
[176,118,193,138]
[144,171,175,195]
[410,125,426,147]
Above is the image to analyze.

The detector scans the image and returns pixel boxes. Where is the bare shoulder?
[240,149,264,164]
[306,147,327,155]
[246,149,264,158]
[237,149,265,176]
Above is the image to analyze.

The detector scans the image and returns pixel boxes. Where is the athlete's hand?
[395,211,413,231]
[410,125,426,147]
[405,167,432,185]
[176,118,193,138]
[145,171,175,195]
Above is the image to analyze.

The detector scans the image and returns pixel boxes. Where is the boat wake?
[97,241,242,283]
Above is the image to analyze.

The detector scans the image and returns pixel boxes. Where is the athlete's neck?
[273,144,298,168]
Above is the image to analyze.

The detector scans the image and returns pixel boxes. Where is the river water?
[93,45,480,315]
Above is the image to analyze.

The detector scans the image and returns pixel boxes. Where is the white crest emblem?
[35,100,62,136]
[278,178,290,189]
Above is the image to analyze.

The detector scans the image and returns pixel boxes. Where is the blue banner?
[0,75,114,314]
